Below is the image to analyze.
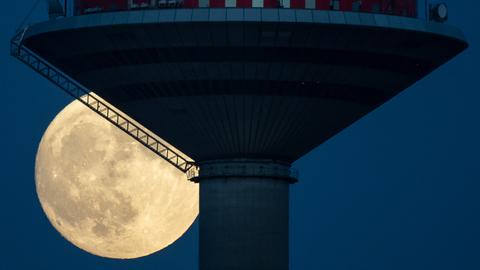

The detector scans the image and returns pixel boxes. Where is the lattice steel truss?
[10,28,197,176]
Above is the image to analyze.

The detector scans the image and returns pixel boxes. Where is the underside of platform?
[22,9,468,162]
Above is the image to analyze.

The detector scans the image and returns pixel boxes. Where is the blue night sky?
[1,1,479,269]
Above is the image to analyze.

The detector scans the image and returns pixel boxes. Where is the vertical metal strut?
[10,28,196,175]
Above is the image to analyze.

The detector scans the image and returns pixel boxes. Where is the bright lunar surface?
[35,99,199,259]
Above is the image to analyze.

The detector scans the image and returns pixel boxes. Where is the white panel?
[199,0,209,7]
[252,0,263,8]
[226,0,236,7]
[282,0,290,8]
[129,0,155,8]
[332,0,340,10]
[305,0,315,9]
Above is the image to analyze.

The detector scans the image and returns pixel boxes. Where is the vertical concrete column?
[194,159,297,270]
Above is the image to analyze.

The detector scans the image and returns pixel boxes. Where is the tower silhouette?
[12,1,467,269]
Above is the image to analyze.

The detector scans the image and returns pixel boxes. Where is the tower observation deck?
[13,1,467,269]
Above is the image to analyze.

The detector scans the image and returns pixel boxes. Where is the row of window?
[74,0,417,18]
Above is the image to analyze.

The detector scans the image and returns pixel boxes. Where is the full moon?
[35,99,198,259]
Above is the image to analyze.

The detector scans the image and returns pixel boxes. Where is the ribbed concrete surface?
[105,95,371,162]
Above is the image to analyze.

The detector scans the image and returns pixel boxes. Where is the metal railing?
[10,28,197,175]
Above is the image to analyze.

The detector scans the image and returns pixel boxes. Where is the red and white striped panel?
[182,0,417,17]
[182,0,349,9]
[187,0,278,7]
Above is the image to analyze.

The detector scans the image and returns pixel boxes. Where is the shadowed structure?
[19,3,467,270]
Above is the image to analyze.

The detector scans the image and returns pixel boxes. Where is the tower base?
[197,159,296,270]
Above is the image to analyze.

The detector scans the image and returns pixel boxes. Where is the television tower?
[12,1,467,269]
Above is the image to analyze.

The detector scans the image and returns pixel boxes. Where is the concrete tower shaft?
[198,159,294,270]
